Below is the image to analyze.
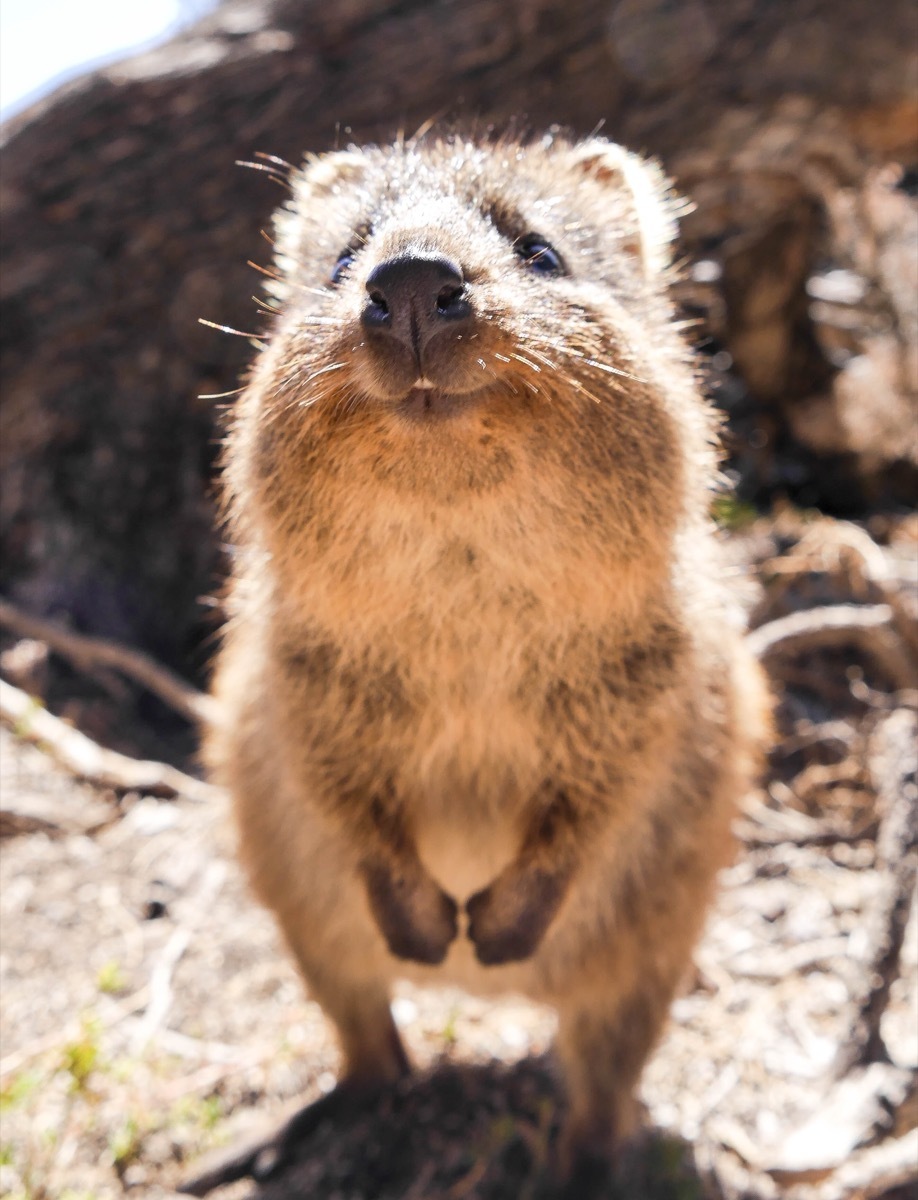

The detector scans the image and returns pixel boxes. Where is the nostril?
[368,290,389,314]
[436,284,466,315]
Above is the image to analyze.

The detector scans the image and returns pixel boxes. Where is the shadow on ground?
[237,1057,713,1200]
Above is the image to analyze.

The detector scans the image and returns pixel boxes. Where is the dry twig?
[0,597,217,725]
[131,861,227,1053]
[748,604,917,691]
[766,1064,917,1186]
[835,709,918,1076]
[802,1129,918,1200]
[0,679,220,804]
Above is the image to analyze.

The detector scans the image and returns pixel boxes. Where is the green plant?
[60,1018,102,1093]
[95,961,126,995]
[109,1114,143,1171]
[711,494,758,530]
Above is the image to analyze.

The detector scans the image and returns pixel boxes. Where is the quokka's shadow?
[218,1057,716,1200]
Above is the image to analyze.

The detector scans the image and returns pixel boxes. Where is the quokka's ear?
[566,139,681,279]
[272,148,369,278]
[294,148,368,195]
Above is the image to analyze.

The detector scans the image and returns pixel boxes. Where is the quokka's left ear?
[566,139,682,279]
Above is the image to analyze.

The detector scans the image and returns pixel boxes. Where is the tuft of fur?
[207,132,769,1180]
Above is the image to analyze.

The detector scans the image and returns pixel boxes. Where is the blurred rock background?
[1,0,915,677]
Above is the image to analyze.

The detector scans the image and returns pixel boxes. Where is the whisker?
[341,386,366,420]
[199,318,260,339]
[563,345,646,384]
[287,392,330,442]
[236,160,293,192]
[331,386,357,423]
[250,256,335,301]
[301,361,346,383]
[561,377,602,404]
[583,357,646,383]
[410,108,450,144]
[249,259,281,280]
[490,355,519,395]
[296,385,334,415]
[523,347,559,372]
[262,362,348,422]
[476,358,502,389]
[296,282,336,299]
[236,160,286,177]
[509,352,542,374]
[254,151,294,172]
[198,386,245,400]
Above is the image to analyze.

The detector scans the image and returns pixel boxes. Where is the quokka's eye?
[516,235,564,276]
[330,251,355,285]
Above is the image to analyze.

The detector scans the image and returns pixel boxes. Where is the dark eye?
[516,235,563,276]
[330,251,355,285]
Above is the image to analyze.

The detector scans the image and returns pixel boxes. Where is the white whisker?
[301,361,346,384]
[584,356,646,383]
[563,345,646,384]
[524,347,559,371]
[509,352,542,374]
[199,386,245,400]
[198,318,259,339]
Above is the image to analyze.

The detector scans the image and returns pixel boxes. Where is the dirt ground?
[1,514,916,1200]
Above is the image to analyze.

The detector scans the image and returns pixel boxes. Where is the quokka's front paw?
[466,864,568,965]
[363,861,458,964]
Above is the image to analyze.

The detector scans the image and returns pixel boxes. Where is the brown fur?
[207,132,770,1180]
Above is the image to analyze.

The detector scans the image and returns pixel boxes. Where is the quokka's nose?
[361,253,472,353]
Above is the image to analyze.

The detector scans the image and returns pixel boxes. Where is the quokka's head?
[230,134,718,557]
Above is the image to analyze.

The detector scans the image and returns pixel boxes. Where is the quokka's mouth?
[396,381,489,420]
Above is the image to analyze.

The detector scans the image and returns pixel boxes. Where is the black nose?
[361,253,472,354]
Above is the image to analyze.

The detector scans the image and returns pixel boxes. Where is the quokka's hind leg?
[552,977,677,1198]
[557,983,669,1153]
[550,837,726,1199]
[181,904,408,1195]
[266,892,412,1099]
[292,952,410,1090]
